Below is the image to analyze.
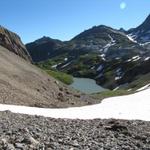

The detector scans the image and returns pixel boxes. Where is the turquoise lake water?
[70,77,106,94]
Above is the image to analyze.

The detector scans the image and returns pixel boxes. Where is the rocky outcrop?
[0,26,32,62]
[0,111,150,149]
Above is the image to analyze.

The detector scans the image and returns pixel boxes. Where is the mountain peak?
[72,25,121,41]
[145,14,150,22]
[33,36,62,45]
[127,14,150,43]
[137,14,150,30]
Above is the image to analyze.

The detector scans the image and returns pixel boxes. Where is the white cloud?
[120,2,127,10]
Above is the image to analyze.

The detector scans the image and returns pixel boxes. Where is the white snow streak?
[136,83,150,92]
[0,89,150,121]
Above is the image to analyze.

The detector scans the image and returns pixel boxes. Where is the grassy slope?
[94,73,150,100]
[93,90,134,100]
[124,72,150,90]
[46,70,73,85]
[36,62,73,85]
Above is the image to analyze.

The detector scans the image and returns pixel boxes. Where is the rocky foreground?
[0,111,150,149]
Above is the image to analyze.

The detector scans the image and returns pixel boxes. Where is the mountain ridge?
[127,14,150,44]
[26,14,150,90]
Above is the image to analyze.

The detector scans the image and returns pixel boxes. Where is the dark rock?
[15,143,25,149]
[0,26,32,62]
[104,124,128,132]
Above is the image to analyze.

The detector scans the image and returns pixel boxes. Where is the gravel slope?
[0,111,150,149]
[0,45,97,108]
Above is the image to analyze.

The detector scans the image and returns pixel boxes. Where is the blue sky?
[1,0,150,43]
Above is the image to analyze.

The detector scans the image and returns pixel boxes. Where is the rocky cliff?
[0,26,32,62]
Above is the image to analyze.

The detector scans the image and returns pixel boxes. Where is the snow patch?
[144,57,150,61]
[61,62,71,68]
[115,68,124,80]
[99,54,106,61]
[100,54,105,58]
[115,76,122,80]
[90,66,95,69]
[97,65,103,72]
[136,83,150,92]
[127,89,132,92]
[103,43,114,53]
[101,34,116,53]
[64,58,68,61]
[0,89,150,121]
[126,34,137,43]
[113,86,119,91]
[51,63,62,69]
[115,57,121,60]
[132,55,141,62]
[126,59,132,62]
[102,57,106,61]
[126,55,141,62]
[108,34,116,43]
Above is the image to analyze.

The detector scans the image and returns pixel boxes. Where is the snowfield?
[0,88,150,121]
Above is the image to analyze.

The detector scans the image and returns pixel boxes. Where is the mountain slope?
[0,45,96,108]
[26,36,64,62]
[26,16,150,90]
[27,25,146,62]
[0,26,31,62]
[127,14,150,44]
[27,26,149,89]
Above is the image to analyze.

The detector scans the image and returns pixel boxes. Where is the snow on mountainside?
[0,87,150,121]
[26,15,150,90]
[127,14,150,44]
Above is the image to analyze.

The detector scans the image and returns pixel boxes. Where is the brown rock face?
[0,26,32,62]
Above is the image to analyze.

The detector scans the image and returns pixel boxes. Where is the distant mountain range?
[25,14,150,90]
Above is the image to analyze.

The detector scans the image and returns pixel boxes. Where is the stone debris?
[0,111,150,149]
